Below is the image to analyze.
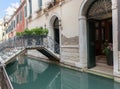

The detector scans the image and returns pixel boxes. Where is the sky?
[0,0,20,21]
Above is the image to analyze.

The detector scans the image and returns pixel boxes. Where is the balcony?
[45,0,64,10]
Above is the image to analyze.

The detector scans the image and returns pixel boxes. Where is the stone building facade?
[25,0,120,81]
[6,0,27,39]
[6,0,120,82]
[79,0,120,82]
[26,0,80,67]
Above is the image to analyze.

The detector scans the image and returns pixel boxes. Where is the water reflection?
[6,56,120,89]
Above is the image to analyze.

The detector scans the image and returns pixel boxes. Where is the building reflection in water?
[6,55,120,89]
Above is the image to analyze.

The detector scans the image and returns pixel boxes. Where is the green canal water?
[6,56,120,89]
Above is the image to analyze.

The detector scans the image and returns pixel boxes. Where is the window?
[29,0,32,15]
[87,0,112,20]
[24,5,27,17]
[20,11,22,21]
[11,21,14,29]
[14,20,15,28]
[38,0,42,9]
[2,33,4,36]
[16,14,19,24]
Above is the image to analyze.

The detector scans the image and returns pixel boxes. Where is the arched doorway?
[79,0,115,69]
[87,0,113,68]
[53,17,60,54]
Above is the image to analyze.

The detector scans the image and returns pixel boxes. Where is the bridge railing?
[0,64,13,89]
[0,35,60,89]
[15,35,60,53]
[0,35,60,59]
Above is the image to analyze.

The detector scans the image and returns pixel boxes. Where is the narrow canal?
[5,55,120,89]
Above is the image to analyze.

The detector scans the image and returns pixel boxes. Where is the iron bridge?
[0,35,60,65]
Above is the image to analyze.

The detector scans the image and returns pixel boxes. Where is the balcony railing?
[45,0,64,10]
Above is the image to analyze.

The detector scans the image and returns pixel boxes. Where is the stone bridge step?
[37,47,60,61]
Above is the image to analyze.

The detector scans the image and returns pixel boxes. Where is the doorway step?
[85,65,113,79]
[96,55,107,66]
[85,55,113,79]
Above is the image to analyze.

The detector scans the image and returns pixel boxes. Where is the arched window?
[53,18,59,29]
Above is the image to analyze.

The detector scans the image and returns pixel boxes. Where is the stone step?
[85,68,113,79]
[96,62,107,66]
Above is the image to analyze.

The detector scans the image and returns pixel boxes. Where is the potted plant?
[103,41,113,65]
[16,27,49,45]
[16,27,49,36]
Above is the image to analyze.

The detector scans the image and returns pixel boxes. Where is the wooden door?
[87,20,96,68]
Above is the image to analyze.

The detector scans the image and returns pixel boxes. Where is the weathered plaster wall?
[60,0,82,66]
[27,0,82,67]
[61,34,79,45]
[61,47,79,66]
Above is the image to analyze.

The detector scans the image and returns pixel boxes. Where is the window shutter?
[24,6,27,17]
[20,11,22,21]
[29,0,32,15]
[14,20,15,28]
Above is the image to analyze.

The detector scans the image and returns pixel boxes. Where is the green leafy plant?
[32,27,43,35]
[16,27,48,36]
[44,28,49,35]
[16,32,21,36]
[24,29,33,35]
[103,40,113,55]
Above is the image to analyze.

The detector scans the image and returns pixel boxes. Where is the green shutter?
[20,11,22,21]
[24,6,27,17]
[17,15,19,24]
[29,0,32,15]
[14,20,15,28]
